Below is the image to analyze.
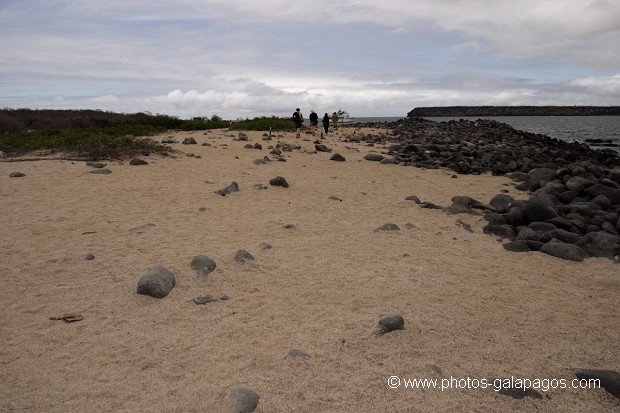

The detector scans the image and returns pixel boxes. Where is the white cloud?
[88,95,120,103]
[569,74,620,96]
[1,0,619,118]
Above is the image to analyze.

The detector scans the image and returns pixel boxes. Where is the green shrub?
[0,124,170,159]
[228,116,295,131]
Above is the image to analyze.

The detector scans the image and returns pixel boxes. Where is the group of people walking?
[292,108,339,138]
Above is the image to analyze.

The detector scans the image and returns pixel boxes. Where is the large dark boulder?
[592,195,613,210]
[538,229,581,244]
[534,182,567,196]
[527,168,556,191]
[540,242,589,262]
[565,176,595,193]
[585,184,620,204]
[516,227,541,241]
[574,232,620,259]
[544,217,576,231]
[528,222,558,232]
[525,196,559,222]
[489,194,514,213]
[505,207,527,227]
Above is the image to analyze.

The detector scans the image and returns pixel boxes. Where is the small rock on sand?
[9,171,26,178]
[573,368,620,400]
[286,349,310,359]
[228,387,260,413]
[234,250,255,264]
[136,265,175,298]
[374,223,400,232]
[375,315,405,336]
[364,153,384,162]
[216,181,240,196]
[89,169,112,174]
[269,176,289,188]
[190,255,217,277]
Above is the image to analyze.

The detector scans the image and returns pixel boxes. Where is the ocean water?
[425,116,620,151]
[350,116,405,124]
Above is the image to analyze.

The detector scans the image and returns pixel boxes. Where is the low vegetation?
[0,109,296,159]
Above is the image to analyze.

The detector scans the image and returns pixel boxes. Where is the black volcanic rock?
[540,242,589,262]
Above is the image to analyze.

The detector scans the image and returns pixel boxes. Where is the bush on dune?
[0,110,295,159]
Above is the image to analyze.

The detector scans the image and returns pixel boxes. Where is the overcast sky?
[1,0,619,119]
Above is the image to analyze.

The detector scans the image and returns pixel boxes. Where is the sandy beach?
[1,126,618,412]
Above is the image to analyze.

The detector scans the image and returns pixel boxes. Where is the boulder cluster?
[363,118,619,174]
[485,167,620,261]
[352,118,620,262]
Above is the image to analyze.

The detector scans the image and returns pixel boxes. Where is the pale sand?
[0,127,618,412]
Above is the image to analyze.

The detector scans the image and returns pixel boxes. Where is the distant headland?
[407,106,620,117]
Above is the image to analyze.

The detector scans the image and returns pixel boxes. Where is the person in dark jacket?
[292,108,303,138]
[322,113,330,135]
[309,110,319,135]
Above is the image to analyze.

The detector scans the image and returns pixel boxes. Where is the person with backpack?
[292,108,303,138]
[309,110,319,135]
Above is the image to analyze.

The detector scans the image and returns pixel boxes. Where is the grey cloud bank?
[1,0,619,119]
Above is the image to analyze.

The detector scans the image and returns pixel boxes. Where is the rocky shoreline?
[344,118,620,262]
